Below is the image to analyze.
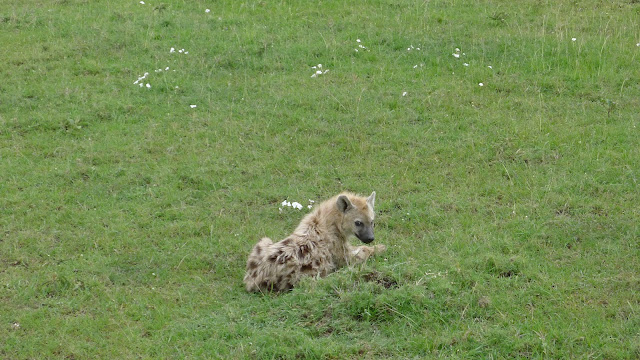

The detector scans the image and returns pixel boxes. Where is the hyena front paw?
[374,244,387,254]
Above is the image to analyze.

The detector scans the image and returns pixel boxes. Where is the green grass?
[1,0,639,358]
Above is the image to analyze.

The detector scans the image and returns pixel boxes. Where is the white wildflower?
[205,9,210,13]
[463,63,469,66]
[310,64,328,77]
[170,47,175,53]
[402,91,407,96]
[488,65,493,69]
[139,1,145,4]
[453,53,460,58]
[280,199,311,211]
[571,38,577,42]
[479,82,484,87]
[190,104,197,108]
[355,39,369,52]
[165,67,169,71]
[145,83,151,88]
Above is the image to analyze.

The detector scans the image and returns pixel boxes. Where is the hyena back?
[243,191,386,292]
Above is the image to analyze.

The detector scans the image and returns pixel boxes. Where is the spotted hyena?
[243,191,386,292]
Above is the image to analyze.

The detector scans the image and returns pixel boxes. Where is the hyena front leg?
[348,244,387,263]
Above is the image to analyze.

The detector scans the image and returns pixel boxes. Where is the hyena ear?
[367,191,376,208]
[336,195,353,213]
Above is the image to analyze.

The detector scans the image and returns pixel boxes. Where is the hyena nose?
[357,229,375,243]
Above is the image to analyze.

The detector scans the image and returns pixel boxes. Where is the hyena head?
[336,191,376,244]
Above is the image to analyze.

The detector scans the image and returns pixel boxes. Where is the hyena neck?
[328,221,347,243]
[313,202,348,244]
[323,206,348,242]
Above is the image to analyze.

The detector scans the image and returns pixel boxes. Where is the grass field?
[1,0,639,358]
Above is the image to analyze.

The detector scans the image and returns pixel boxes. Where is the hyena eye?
[355,221,363,227]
